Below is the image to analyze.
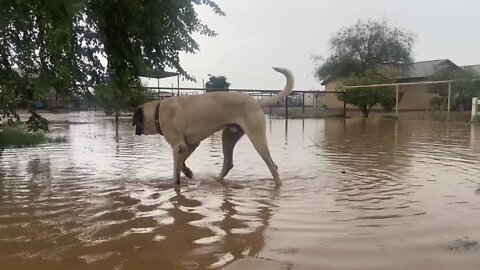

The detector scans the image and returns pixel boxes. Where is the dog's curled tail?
[258,67,294,107]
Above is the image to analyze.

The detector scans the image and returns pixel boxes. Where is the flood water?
[1,113,480,270]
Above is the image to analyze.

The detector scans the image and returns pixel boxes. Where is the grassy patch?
[48,135,68,143]
[269,107,344,119]
[0,127,67,148]
[473,115,480,123]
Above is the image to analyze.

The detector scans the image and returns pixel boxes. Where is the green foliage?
[379,90,404,112]
[428,71,480,111]
[129,87,155,109]
[0,127,67,148]
[205,75,230,92]
[315,19,415,82]
[338,70,395,118]
[0,78,21,129]
[430,97,447,111]
[93,82,151,116]
[48,135,68,143]
[0,0,224,130]
[26,110,49,132]
[474,115,480,123]
[0,127,46,148]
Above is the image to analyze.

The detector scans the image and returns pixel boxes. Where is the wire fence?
[36,86,347,119]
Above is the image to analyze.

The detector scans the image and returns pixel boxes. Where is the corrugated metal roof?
[321,59,461,85]
[137,68,178,79]
[461,65,480,75]
[380,59,461,80]
[396,59,452,79]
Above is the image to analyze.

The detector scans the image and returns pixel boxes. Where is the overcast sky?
[144,0,480,91]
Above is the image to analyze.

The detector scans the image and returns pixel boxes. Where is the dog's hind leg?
[182,143,199,179]
[242,115,281,186]
[217,126,244,181]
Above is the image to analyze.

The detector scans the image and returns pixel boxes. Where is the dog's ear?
[132,106,143,126]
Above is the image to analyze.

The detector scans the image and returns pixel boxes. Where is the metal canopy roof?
[137,68,178,79]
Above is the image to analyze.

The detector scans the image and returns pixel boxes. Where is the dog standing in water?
[133,67,294,186]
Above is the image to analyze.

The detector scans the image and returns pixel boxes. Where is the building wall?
[324,81,438,110]
[304,93,326,107]
[397,84,438,110]
[324,82,357,109]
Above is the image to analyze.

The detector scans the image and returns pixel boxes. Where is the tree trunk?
[363,110,369,118]
[361,105,369,118]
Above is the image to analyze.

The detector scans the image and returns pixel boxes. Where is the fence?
[37,86,348,118]
[140,86,347,119]
[342,78,480,120]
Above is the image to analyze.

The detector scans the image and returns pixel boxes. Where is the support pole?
[472,97,478,121]
[395,85,399,119]
[177,75,180,96]
[285,96,289,119]
[302,93,305,114]
[447,82,451,121]
[343,90,347,118]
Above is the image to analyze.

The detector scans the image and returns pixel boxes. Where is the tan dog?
[133,67,294,186]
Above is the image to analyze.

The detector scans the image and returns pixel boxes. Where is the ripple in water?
[1,115,480,269]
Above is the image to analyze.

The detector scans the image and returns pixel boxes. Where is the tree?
[205,75,230,92]
[0,0,224,131]
[315,19,415,82]
[338,70,395,118]
[378,88,404,112]
[428,70,480,111]
[314,19,414,117]
[93,82,153,125]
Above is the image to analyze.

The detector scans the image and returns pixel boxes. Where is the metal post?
[285,96,289,119]
[302,93,305,114]
[395,85,399,119]
[177,75,180,96]
[343,90,347,118]
[157,77,160,100]
[447,82,451,121]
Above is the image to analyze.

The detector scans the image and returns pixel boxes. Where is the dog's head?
[132,101,162,135]
[132,105,144,135]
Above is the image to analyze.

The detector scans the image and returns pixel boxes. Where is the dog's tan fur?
[134,67,294,186]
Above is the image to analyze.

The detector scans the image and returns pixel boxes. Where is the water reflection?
[323,119,412,172]
[319,119,480,226]
[0,150,277,269]
[471,123,476,148]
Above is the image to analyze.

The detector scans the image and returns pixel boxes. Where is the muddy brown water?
[1,113,480,269]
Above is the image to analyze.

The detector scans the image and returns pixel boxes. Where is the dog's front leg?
[172,144,187,185]
[181,143,199,179]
